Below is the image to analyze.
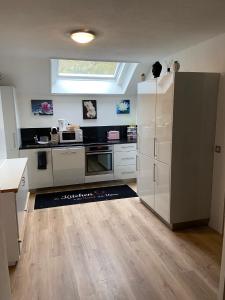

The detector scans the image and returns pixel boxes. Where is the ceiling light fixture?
[70,30,95,44]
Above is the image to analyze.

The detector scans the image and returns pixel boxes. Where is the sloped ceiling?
[0,0,225,63]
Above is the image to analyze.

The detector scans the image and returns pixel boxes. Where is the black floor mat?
[34,185,138,209]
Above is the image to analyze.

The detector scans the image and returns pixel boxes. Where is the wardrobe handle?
[154,137,157,158]
[153,163,156,182]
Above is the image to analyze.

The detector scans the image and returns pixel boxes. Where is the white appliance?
[52,147,85,186]
[59,129,83,143]
[58,119,68,131]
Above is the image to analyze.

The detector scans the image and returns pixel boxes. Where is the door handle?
[154,137,158,158]
[153,163,156,182]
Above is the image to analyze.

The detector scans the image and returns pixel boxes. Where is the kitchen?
[1,1,225,299]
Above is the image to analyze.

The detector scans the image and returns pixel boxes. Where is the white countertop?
[0,158,28,193]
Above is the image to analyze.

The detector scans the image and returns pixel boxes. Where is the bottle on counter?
[50,127,59,144]
[127,125,137,141]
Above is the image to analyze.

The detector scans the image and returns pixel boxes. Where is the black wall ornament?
[152,61,162,78]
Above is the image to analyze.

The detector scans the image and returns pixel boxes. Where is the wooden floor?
[10,182,222,300]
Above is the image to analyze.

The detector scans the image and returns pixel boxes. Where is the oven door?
[86,151,113,175]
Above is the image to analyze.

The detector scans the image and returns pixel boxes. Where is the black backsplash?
[20,125,131,146]
[20,128,52,145]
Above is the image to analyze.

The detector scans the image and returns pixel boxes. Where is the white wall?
[0,56,137,128]
[0,93,6,166]
[163,32,225,233]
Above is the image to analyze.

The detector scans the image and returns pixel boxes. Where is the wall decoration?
[31,100,53,115]
[83,100,97,119]
[116,100,130,114]
[152,61,162,78]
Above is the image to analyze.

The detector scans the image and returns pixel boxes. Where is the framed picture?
[31,100,53,115]
[83,100,97,119]
[116,99,130,114]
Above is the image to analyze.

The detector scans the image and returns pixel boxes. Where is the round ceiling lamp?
[70,30,95,44]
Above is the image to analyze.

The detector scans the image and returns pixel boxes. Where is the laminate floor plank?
[9,182,222,300]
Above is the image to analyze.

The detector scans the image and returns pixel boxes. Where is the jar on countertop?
[50,127,59,144]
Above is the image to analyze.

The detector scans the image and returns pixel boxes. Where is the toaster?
[107,130,120,140]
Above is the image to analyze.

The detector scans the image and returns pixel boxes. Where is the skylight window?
[58,60,119,78]
[51,59,138,94]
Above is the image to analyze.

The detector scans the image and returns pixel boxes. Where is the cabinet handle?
[21,176,25,186]
[154,137,157,158]
[121,157,134,160]
[153,163,156,182]
[121,146,134,149]
[121,171,135,174]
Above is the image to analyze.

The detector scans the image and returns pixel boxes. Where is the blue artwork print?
[116,100,130,114]
[31,100,53,115]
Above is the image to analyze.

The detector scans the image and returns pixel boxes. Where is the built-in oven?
[85,145,113,176]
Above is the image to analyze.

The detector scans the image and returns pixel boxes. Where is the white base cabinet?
[2,166,29,265]
[20,148,53,189]
[114,143,137,180]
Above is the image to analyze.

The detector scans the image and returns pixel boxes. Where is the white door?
[155,74,174,164]
[52,147,85,186]
[154,160,170,223]
[137,153,155,209]
[137,80,156,158]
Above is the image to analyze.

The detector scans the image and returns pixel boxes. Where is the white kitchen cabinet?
[114,143,137,180]
[137,154,155,209]
[52,147,85,186]
[16,167,29,239]
[137,80,156,157]
[20,148,53,189]
[137,72,219,228]
[0,211,11,300]
[155,75,174,164]
[0,161,29,265]
[114,150,137,166]
[0,86,20,159]
[114,143,137,152]
[154,161,170,223]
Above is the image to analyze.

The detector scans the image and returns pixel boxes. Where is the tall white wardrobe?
[137,72,219,229]
[0,86,20,159]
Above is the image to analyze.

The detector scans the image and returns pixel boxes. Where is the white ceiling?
[0,0,225,62]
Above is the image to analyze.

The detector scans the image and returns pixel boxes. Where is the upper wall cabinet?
[0,87,20,158]
[137,72,219,228]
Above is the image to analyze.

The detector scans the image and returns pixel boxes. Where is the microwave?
[59,129,83,143]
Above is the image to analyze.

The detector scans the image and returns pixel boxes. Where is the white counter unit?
[20,148,53,189]
[0,158,29,265]
[114,143,137,180]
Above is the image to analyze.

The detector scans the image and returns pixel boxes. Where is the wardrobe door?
[137,80,156,158]
[137,154,155,209]
[155,74,174,164]
[137,153,155,209]
[154,160,170,223]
